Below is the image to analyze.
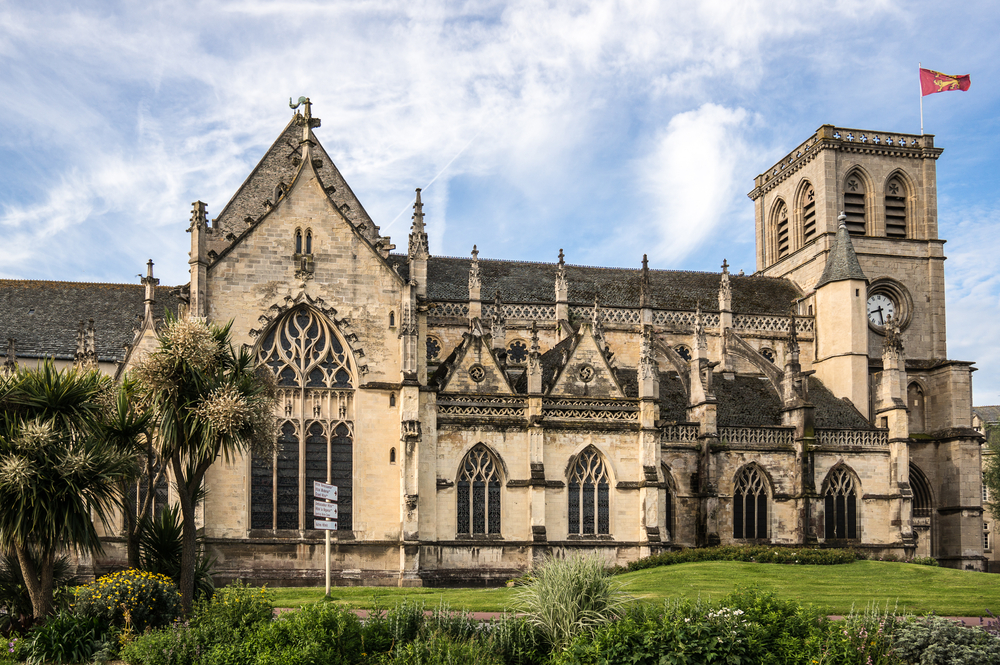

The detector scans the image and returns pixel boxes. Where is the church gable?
[548,322,625,399]
[438,324,514,395]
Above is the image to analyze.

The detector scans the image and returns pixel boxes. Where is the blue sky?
[1,0,998,404]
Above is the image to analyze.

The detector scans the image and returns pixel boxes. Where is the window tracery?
[251,306,354,532]
[507,340,528,364]
[824,466,858,539]
[457,444,502,536]
[568,447,610,536]
[733,465,768,539]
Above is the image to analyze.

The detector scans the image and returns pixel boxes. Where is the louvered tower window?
[824,467,858,539]
[801,184,817,242]
[252,306,355,532]
[457,444,502,536]
[775,201,790,258]
[733,466,768,539]
[885,177,907,238]
[843,175,866,235]
[568,447,610,536]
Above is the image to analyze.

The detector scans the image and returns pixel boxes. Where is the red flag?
[920,68,971,96]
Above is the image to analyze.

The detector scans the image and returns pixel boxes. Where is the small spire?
[640,254,651,308]
[189,201,208,231]
[408,188,429,260]
[816,212,867,289]
[721,258,729,274]
[141,259,160,321]
[469,245,481,293]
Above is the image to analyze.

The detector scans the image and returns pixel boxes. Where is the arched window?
[843,172,867,235]
[884,176,907,238]
[733,465,768,539]
[389,393,396,407]
[389,447,396,464]
[389,311,395,327]
[305,229,313,254]
[774,200,790,258]
[910,463,932,518]
[660,464,674,543]
[800,183,817,243]
[675,345,692,361]
[295,230,303,254]
[824,466,858,539]
[908,383,925,433]
[760,348,775,363]
[568,447,610,536]
[457,444,502,536]
[252,306,355,532]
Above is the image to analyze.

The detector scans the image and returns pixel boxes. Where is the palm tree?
[0,362,134,618]
[135,317,275,613]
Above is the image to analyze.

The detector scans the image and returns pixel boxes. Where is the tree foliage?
[135,316,276,613]
[983,422,1000,521]
[0,362,134,619]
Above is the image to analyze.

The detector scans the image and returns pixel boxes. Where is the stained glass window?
[733,466,768,539]
[457,444,502,536]
[252,306,355,532]
[568,447,610,536]
[824,467,858,539]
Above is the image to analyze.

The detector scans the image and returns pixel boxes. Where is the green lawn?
[270,561,1000,617]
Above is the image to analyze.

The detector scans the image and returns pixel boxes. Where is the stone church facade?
[0,104,986,583]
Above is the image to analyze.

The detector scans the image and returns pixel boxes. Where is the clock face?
[867,293,895,328]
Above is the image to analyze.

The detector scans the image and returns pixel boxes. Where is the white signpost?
[313,480,338,595]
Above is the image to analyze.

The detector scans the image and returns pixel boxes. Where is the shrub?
[818,602,906,665]
[516,553,631,651]
[0,550,78,634]
[75,568,181,633]
[26,612,117,665]
[722,585,826,664]
[250,602,363,665]
[139,504,216,601]
[378,631,505,664]
[892,615,1000,665]
[910,556,940,567]
[119,621,201,665]
[485,613,546,665]
[191,580,273,640]
[621,544,863,573]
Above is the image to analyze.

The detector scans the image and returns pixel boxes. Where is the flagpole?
[919,62,924,135]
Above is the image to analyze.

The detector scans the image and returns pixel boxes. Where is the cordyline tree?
[135,317,276,613]
[0,362,134,619]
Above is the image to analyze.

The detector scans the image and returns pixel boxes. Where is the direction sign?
[314,520,338,530]
[313,481,338,501]
[314,501,338,519]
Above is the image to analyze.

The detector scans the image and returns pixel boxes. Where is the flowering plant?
[74,568,181,633]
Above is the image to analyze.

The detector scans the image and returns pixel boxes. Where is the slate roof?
[809,377,873,429]
[973,405,1000,424]
[389,255,802,314]
[212,116,380,241]
[716,375,783,427]
[0,281,181,363]
[814,221,867,289]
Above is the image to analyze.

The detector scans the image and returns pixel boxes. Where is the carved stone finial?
[558,248,565,269]
[719,259,732,311]
[471,244,478,260]
[694,302,706,351]
[838,211,847,229]
[721,258,729,274]
[491,291,505,346]
[640,254,650,308]
[555,248,568,300]
[189,201,208,231]
[882,315,904,356]
[141,259,160,318]
[640,325,656,380]
[469,245,481,293]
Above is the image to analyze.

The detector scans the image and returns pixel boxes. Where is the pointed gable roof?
[549,322,625,399]
[212,115,381,244]
[438,323,514,395]
[815,214,867,289]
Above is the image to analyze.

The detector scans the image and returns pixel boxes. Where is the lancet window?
[824,466,858,540]
[733,465,768,539]
[909,463,932,519]
[775,200,790,258]
[456,444,502,536]
[800,183,817,243]
[885,176,907,238]
[843,173,867,235]
[251,306,355,533]
[568,447,610,536]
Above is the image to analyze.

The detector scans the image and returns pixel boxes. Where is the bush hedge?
[74,569,181,634]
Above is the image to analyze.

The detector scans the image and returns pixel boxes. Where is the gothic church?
[0,102,986,583]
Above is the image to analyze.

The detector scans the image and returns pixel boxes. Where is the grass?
[269,560,1000,617]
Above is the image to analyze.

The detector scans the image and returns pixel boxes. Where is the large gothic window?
[824,467,859,540]
[456,444,502,536]
[568,447,610,536]
[251,306,355,532]
[843,173,867,235]
[910,463,932,519]
[733,465,768,539]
